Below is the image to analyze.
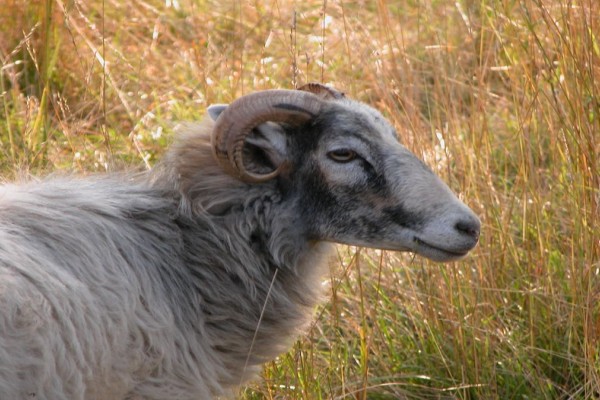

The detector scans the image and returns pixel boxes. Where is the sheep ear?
[207,104,228,121]
[244,122,288,171]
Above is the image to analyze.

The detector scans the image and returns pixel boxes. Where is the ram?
[0,84,480,399]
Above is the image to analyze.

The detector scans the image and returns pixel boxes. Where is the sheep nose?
[454,216,481,241]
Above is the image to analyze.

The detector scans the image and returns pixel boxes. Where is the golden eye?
[328,149,357,163]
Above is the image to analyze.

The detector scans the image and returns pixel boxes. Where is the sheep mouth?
[413,237,470,262]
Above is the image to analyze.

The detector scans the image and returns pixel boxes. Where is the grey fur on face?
[0,84,479,399]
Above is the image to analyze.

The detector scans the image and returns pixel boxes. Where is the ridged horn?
[211,90,323,183]
[297,83,346,100]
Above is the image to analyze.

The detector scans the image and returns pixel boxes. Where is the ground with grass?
[1,0,598,399]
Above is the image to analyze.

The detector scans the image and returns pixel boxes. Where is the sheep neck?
[177,193,333,389]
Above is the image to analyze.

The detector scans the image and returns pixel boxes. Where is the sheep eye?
[327,149,357,163]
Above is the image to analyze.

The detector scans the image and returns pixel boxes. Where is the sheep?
[0,83,480,399]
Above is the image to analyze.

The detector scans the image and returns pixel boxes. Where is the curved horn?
[211,90,323,183]
[297,83,346,100]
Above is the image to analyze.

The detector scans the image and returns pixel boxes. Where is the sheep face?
[291,102,480,261]
[209,90,480,262]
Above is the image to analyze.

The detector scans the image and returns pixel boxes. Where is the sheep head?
[208,84,480,262]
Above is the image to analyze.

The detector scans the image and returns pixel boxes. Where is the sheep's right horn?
[211,90,323,183]
[297,83,346,100]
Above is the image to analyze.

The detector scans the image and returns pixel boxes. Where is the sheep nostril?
[455,218,481,240]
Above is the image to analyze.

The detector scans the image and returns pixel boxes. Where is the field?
[1,0,599,398]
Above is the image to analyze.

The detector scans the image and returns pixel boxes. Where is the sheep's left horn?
[211,90,323,183]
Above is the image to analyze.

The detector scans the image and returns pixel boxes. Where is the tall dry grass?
[1,0,598,399]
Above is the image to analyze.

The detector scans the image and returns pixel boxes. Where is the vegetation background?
[0,0,598,398]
